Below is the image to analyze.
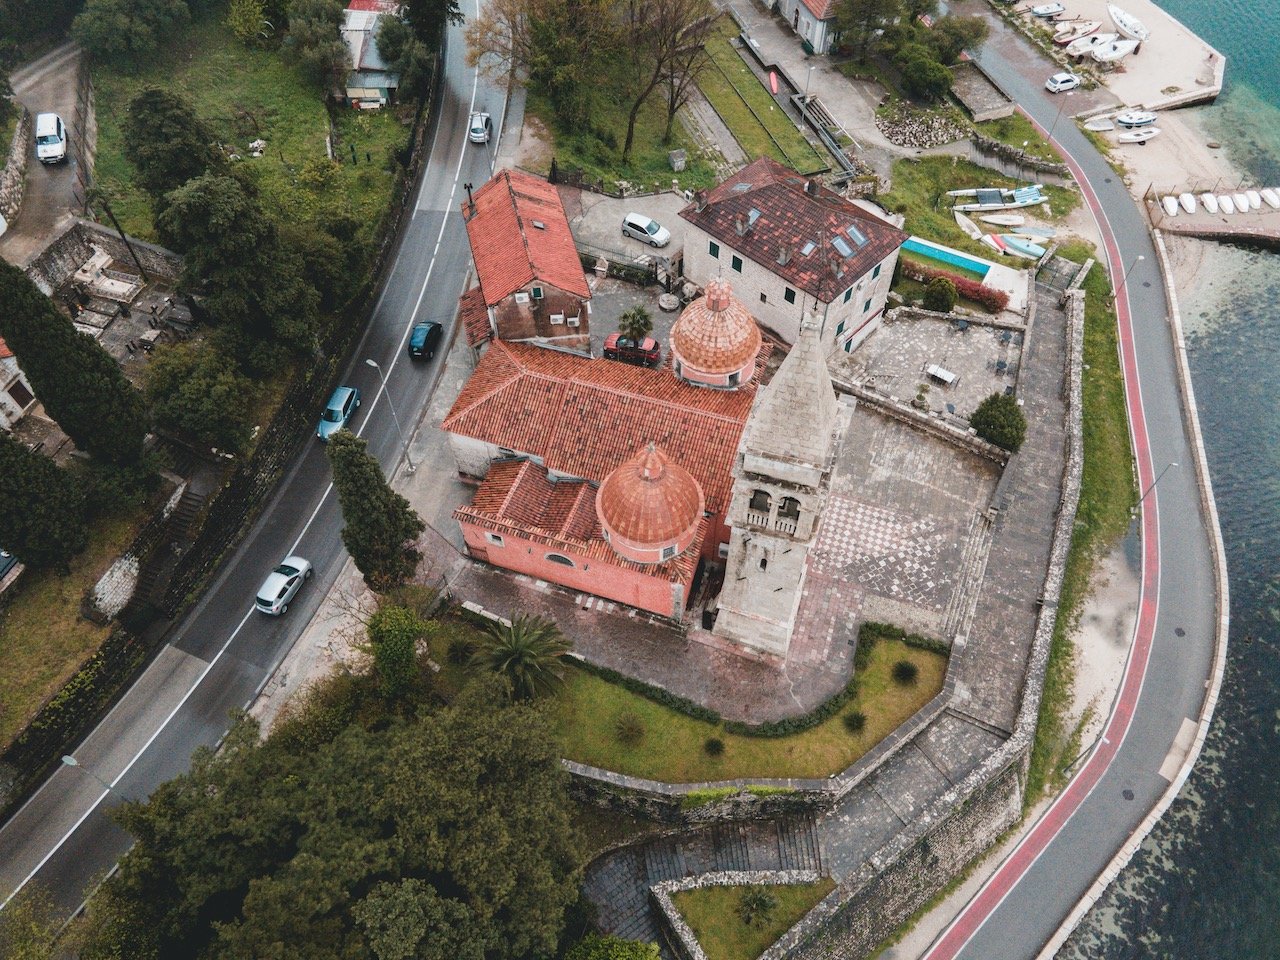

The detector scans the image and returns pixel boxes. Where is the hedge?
[570,658,723,725]
[901,261,1010,313]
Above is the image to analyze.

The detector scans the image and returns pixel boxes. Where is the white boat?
[1108,3,1150,41]
[1054,20,1101,44]
[1245,189,1262,210]
[1178,193,1196,214]
[1116,110,1157,128]
[1092,38,1140,62]
[954,210,983,239]
[978,213,1027,226]
[1260,188,1280,209]
[1084,117,1116,132]
[979,234,1004,253]
[1219,195,1237,214]
[1233,192,1250,211]
[1066,32,1117,56]
[1031,2,1066,17]
[1201,193,1219,214]
[1016,225,1057,237]
[948,184,1046,212]
[1116,126,1161,144]
[1160,196,1179,217]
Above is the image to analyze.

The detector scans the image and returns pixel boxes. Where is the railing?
[746,509,771,526]
[774,518,797,535]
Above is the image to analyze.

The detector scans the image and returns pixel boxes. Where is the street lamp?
[1048,91,1074,140]
[1109,254,1145,305]
[804,65,816,104]
[61,755,115,794]
[1136,461,1178,507]
[364,358,417,474]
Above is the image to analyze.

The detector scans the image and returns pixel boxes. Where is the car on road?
[468,112,492,144]
[316,385,360,441]
[622,212,671,248]
[603,332,661,367]
[1045,72,1081,93]
[34,112,67,164]
[0,548,18,581]
[408,321,443,361]
[254,556,312,615]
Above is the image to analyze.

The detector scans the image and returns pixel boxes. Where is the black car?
[0,549,18,581]
[408,321,444,360]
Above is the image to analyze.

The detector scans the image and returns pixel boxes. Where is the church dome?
[670,278,762,387]
[597,444,705,564]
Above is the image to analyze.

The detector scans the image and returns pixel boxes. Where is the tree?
[0,885,61,960]
[900,54,952,101]
[72,0,191,65]
[658,6,721,142]
[737,886,778,928]
[0,261,148,465]
[327,430,425,591]
[365,604,424,701]
[143,341,254,453]
[375,13,436,98]
[468,614,571,700]
[923,276,957,312]
[0,433,90,572]
[970,391,1027,452]
[285,0,349,87]
[566,935,662,960]
[834,0,900,59]
[225,0,266,43]
[927,14,989,65]
[618,304,654,342]
[400,0,462,46]
[122,89,222,199]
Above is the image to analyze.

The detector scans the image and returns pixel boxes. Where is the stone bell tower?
[713,315,841,657]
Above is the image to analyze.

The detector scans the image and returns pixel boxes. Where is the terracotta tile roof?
[670,278,762,377]
[346,0,398,11]
[800,0,836,20]
[0,338,12,360]
[597,444,705,549]
[442,341,754,515]
[680,158,907,304]
[455,459,705,583]
[458,286,492,348]
[462,170,591,307]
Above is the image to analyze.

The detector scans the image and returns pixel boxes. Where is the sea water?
[1059,1,1280,956]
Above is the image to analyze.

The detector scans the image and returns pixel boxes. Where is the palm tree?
[469,615,572,700]
[618,305,654,343]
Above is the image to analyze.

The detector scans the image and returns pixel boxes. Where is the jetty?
[1144,185,1280,250]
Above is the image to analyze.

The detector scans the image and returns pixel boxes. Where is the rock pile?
[875,101,968,148]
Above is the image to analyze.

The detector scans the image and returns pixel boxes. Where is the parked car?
[0,549,18,581]
[34,113,67,164]
[408,321,443,361]
[254,556,312,615]
[621,212,671,248]
[316,385,360,441]
[1045,72,1081,93]
[468,112,492,144]
[603,332,661,367]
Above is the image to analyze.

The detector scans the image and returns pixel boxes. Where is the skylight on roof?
[831,236,854,257]
[747,208,761,226]
[800,241,817,256]
[845,222,868,247]
[732,182,752,192]
[532,220,546,229]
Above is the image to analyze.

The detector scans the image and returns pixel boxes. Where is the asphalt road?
[0,6,503,916]
[922,17,1220,960]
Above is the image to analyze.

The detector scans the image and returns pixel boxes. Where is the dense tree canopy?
[142,341,254,453]
[401,0,462,46]
[72,0,190,65]
[76,680,580,960]
[284,0,349,87]
[970,391,1028,452]
[0,261,148,465]
[122,88,222,199]
[0,432,89,572]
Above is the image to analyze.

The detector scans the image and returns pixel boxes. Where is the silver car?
[622,212,671,248]
[255,556,313,615]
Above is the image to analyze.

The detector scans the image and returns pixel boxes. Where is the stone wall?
[86,482,185,622]
[0,107,32,224]
[26,219,182,295]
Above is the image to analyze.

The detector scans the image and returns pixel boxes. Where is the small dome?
[597,444,705,564]
[670,278,762,385]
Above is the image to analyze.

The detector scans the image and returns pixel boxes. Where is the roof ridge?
[504,172,540,294]
[559,368,755,423]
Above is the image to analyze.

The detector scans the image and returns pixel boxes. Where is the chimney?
[694,190,708,212]
[777,242,792,266]
[805,178,818,197]
[829,255,845,279]
[464,181,476,218]
[735,214,748,237]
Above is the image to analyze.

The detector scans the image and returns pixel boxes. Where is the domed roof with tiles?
[670,278,762,379]
[596,443,705,560]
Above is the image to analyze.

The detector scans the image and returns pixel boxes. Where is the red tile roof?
[347,0,399,11]
[679,158,906,304]
[800,0,836,20]
[442,341,755,515]
[458,286,492,348]
[455,459,705,583]
[462,170,591,307]
[597,444,705,549]
[0,338,12,360]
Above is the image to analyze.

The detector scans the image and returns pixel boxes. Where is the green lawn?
[552,638,945,782]
[672,880,836,960]
[701,22,827,173]
[975,113,1063,164]
[0,505,152,750]
[1025,239,1135,801]
[91,18,408,241]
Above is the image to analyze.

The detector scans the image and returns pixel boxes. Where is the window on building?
[545,553,575,567]
[784,287,796,304]
[759,292,767,304]
[778,497,801,523]
[749,489,772,513]
[728,371,740,387]
[709,240,720,258]
[843,287,853,303]
[836,320,846,335]
[843,337,853,353]
[531,286,544,299]
[485,532,505,547]
[661,545,677,560]
[759,556,768,571]
[872,263,882,279]
[863,298,873,313]
[731,255,743,273]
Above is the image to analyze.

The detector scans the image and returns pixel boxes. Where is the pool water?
[901,236,995,281]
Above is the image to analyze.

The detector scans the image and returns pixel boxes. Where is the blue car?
[408,321,443,361]
[0,548,17,581]
[316,385,360,441]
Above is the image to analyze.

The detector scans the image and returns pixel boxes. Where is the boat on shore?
[1054,20,1101,44]
[1116,110,1157,128]
[1107,3,1150,41]
[1016,225,1057,237]
[1261,188,1280,209]
[1084,117,1116,132]
[1219,195,1237,214]
[1161,196,1179,217]
[1066,32,1117,56]
[1245,189,1262,210]
[999,234,1047,259]
[1179,193,1197,214]
[1092,38,1140,62]
[978,213,1027,226]
[1233,192,1251,211]
[1117,127,1161,144]
[949,184,1046,212]
[1031,2,1066,17]
[1201,193,1220,214]
[954,210,983,239]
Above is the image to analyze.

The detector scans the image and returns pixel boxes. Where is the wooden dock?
[1144,186,1280,250]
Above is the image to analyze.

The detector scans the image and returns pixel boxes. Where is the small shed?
[950,62,1015,122]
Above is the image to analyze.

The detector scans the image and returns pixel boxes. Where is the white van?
[35,113,67,164]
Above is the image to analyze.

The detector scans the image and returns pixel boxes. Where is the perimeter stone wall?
[0,108,32,224]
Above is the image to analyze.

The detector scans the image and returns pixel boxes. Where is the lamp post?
[804,65,816,104]
[1136,461,1178,507]
[1110,253,1145,305]
[62,755,115,794]
[1048,90,1074,140]
[364,358,417,474]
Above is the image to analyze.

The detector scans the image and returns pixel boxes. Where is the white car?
[255,556,312,615]
[622,212,671,248]
[468,112,492,144]
[1045,72,1081,93]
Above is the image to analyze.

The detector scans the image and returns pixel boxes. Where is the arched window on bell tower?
[748,489,772,524]
[777,496,800,534]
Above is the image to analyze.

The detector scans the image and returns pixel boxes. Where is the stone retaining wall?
[0,107,32,224]
[25,218,182,296]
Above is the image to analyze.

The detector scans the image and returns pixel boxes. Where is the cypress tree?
[0,261,148,465]
[0,432,89,572]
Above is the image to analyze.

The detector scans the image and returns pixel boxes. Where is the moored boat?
[1245,189,1262,210]
[1161,196,1179,217]
[1116,126,1161,144]
[1107,3,1150,41]
[1116,110,1157,128]
[1201,192,1219,214]
[1260,188,1280,209]
[1092,38,1140,62]
[1219,194,1237,214]
[1178,193,1196,214]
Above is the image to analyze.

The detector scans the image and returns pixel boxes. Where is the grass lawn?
[672,879,836,960]
[892,272,992,315]
[0,505,153,750]
[701,22,827,173]
[553,638,945,782]
[879,156,1079,260]
[91,17,408,241]
[975,113,1063,165]
[1025,240,1135,801]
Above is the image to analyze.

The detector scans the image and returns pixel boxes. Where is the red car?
[603,333,661,367]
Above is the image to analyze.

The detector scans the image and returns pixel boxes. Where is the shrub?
[901,262,1010,313]
[843,711,867,734]
[615,712,645,745]
[738,887,778,928]
[923,277,958,313]
[901,56,953,101]
[704,737,725,756]
[446,634,476,666]
[892,660,920,686]
[970,391,1028,452]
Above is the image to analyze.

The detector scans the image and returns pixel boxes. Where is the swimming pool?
[901,237,995,281]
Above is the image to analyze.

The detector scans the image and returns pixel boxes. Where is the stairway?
[941,510,997,641]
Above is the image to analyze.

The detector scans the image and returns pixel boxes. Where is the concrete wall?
[0,108,32,224]
[26,219,182,296]
[491,281,590,351]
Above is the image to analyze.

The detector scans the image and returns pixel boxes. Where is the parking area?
[558,185,691,264]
